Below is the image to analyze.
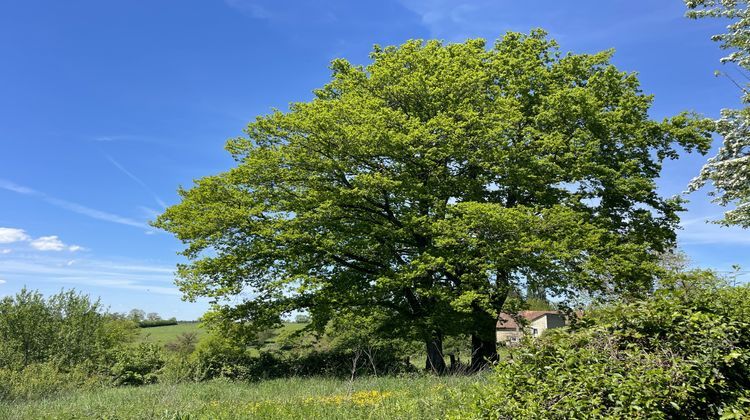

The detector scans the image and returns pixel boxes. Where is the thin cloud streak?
[678,218,750,245]
[105,155,167,209]
[397,0,681,45]
[0,255,179,296]
[0,179,149,229]
[92,135,155,143]
[680,213,727,227]
[225,0,272,19]
[0,260,173,283]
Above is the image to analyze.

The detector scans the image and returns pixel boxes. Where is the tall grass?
[0,375,482,419]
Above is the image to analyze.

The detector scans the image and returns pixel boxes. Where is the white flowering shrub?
[685,0,750,227]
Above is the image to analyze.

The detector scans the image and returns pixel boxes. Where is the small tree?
[127,309,145,323]
[0,289,54,368]
[165,332,199,355]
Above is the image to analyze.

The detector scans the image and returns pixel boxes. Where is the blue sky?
[1,0,748,320]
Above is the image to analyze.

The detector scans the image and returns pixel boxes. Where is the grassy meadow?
[0,375,480,419]
[137,322,308,348]
[138,323,204,345]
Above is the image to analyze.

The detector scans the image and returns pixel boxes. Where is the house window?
[531,328,538,337]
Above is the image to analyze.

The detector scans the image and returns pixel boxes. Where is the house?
[496,310,566,345]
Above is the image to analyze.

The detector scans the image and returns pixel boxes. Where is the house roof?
[496,310,560,330]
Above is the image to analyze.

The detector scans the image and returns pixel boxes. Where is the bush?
[0,288,139,400]
[159,356,197,384]
[192,329,412,382]
[0,362,103,402]
[109,343,165,386]
[193,333,255,380]
[0,288,137,371]
[165,332,199,355]
[454,275,750,419]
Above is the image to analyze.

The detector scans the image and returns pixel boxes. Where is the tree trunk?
[468,270,511,371]
[470,333,498,372]
[470,307,499,372]
[425,330,446,374]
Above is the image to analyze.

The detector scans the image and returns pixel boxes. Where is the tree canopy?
[686,0,750,227]
[155,30,713,371]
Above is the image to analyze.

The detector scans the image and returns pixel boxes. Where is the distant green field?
[267,322,307,342]
[137,322,309,347]
[138,322,204,345]
[0,375,480,419]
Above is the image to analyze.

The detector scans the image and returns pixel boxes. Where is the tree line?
[110,309,177,328]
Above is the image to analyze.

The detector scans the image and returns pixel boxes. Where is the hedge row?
[138,319,178,328]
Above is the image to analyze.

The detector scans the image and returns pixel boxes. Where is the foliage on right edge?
[453,273,750,419]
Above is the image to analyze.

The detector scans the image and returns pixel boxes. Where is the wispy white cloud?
[225,0,272,19]
[0,227,84,253]
[397,0,679,45]
[138,206,161,219]
[105,155,167,209]
[398,0,520,42]
[92,135,155,143]
[30,236,66,251]
[678,217,750,245]
[224,0,336,24]
[28,236,83,252]
[0,179,149,229]
[0,181,35,195]
[0,254,179,295]
[0,227,29,244]
[47,196,150,229]
[0,279,5,285]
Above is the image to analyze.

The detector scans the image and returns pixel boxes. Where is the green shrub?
[0,288,137,371]
[0,289,138,401]
[454,275,750,419]
[0,362,103,402]
[109,343,165,386]
[193,333,255,380]
[159,353,199,384]
[165,332,199,355]
[192,330,411,382]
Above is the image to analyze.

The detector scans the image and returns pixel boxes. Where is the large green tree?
[155,30,712,372]
[686,0,750,227]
